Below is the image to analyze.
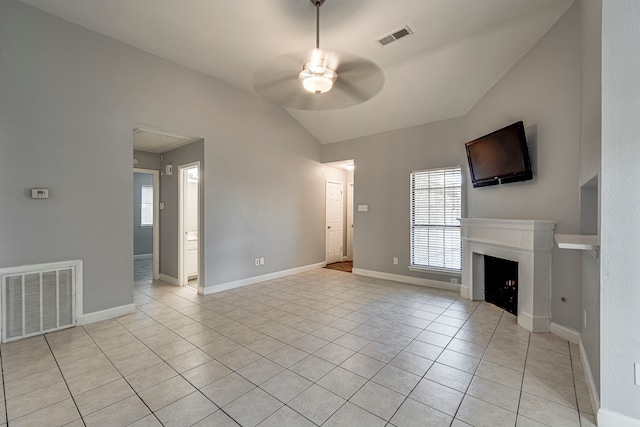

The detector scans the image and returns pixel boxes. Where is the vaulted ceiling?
[20,0,573,144]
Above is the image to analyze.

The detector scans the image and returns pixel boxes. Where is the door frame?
[346,181,354,261]
[325,180,344,264]
[133,168,160,280]
[178,161,200,287]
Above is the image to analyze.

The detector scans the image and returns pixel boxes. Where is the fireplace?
[484,255,518,315]
[459,218,555,332]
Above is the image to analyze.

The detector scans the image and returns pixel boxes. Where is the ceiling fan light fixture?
[299,63,337,94]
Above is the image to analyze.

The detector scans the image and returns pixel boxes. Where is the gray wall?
[322,117,466,284]
[600,0,640,421]
[464,3,582,330]
[0,0,324,313]
[322,3,583,330]
[134,150,161,171]
[578,0,602,395]
[133,173,154,256]
[159,140,204,280]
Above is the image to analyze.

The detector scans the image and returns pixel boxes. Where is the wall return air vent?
[377,26,413,47]
[0,260,80,343]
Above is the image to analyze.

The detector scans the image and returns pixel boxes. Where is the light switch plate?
[357,204,369,212]
[31,188,49,199]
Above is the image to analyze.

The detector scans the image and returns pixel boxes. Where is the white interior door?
[179,163,199,286]
[326,180,344,264]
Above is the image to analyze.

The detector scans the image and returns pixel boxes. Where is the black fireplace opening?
[484,255,518,315]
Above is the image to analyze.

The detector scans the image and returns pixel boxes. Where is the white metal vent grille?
[377,26,413,46]
[1,261,78,343]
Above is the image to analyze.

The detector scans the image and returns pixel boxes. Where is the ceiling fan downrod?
[313,0,324,49]
[300,0,335,95]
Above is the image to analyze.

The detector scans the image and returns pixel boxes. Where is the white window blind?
[141,185,153,226]
[410,166,462,271]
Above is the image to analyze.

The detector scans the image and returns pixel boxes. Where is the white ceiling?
[20,0,573,145]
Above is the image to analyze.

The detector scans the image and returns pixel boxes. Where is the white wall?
[599,0,640,423]
[578,0,602,397]
[322,3,583,330]
[0,0,324,313]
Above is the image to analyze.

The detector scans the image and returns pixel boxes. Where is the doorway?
[179,162,199,289]
[133,168,159,282]
[323,160,355,272]
[326,180,344,264]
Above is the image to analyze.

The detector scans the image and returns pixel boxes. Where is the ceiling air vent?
[377,26,413,47]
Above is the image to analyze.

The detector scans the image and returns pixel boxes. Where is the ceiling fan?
[252,0,384,111]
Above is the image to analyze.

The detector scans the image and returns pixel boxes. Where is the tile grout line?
[514,325,532,426]
[43,334,87,426]
[0,347,8,426]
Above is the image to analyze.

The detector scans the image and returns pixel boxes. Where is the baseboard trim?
[133,253,152,260]
[204,262,326,295]
[352,268,460,292]
[77,303,136,326]
[550,322,580,344]
[580,336,601,421]
[158,274,179,286]
[598,408,640,427]
[459,285,469,299]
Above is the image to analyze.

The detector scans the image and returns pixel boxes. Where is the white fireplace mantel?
[459,218,556,333]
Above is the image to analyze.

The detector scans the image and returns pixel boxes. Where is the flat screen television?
[465,121,533,188]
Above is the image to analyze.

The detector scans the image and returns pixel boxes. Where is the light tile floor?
[0,269,597,426]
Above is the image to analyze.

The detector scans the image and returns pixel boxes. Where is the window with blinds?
[410,166,462,271]
[141,185,153,226]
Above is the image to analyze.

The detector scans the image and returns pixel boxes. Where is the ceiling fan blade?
[252,50,384,111]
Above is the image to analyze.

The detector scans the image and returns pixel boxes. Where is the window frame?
[140,184,154,227]
[409,165,463,273]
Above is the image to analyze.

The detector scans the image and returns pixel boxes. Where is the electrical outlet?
[450,278,459,284]
[254,258,260,266]
[260,257,265,265]
[393,257,398,265]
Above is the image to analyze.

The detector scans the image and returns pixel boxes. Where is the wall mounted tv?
[465,121,533,188]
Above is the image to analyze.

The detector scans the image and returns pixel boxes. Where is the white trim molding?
[550,323,580,344]
[580,336,601,421]
[133,253,152,260]
[76,303,136,326]
[597,409,640,427]
[158,274,179,286]
[204,262,326,295]
[352,268,460,292]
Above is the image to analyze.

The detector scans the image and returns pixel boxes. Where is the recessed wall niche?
[580,175,599,235]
